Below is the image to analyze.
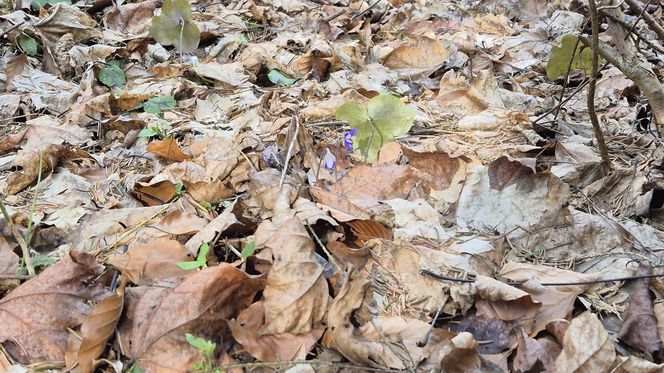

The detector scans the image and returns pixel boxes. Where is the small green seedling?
[200,201,213,210]
[139,118,172,139]
[174,183,184,196]
[546,34,597,80]
[336,94,414,162]
[185,333,218,372]
[150,0,200,54]
[240,240,256,262]
[177,243,209,270]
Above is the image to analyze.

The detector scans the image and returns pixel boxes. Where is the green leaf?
[176,260,202,270]
[31,254,55,267]
[546,34,596,80]
[200,201,212,210]
[30,0,71,10]
[240,241,256,261]
[185,333,215,353]
[98,65,126,88]
[138,126,159,138]
[150,0,200,53]
[18,36,38,56]
[267,69,297,86]
[128,363,143,373]
[336,95,414,162]
[196,242,209,269]
[143,95,177,114]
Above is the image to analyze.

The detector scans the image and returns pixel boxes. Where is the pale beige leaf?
[554,311,615,373]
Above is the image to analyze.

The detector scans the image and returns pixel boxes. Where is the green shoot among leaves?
[546,34,597,80]
[150,0,200,54]
[335,94,414,162]
[176,243,209,270]
[185,334,217,372]
[240,240,256,262]
[139,118,172,139]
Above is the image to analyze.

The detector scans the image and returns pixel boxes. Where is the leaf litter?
[1,0,664,372]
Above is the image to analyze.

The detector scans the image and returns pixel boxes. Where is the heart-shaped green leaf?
[150,0,200,53]
[336,95,414,162]
[546,34,596,80]
[98,65,126,88]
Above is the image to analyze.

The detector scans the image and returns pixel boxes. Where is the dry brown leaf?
[146,138,190,162]
[474,275,539,334]
[119,264,265,371]
[343,219,391,246]
[107,238,192,285]
[383,37,449,69]
[34,4,102,45]
[512,329,561,372]
[618,265,661,354]
[71,278,127,373]
[228,301,324,362]
[5,54,28,89]
[499,262,599,333]
[0,235,19,282]
[308,186,370,222]
[554,311,615,372]
[262,217,328,334]
[185,201,239,255]
[134,180,177,206]
[105,0,157,35]
[0,251,108,364]
[152,210,209,235]
[613,355,664,372]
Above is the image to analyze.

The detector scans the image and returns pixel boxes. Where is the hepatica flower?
[262,144,279,166]
[323,148,336,170]
[344,128,358,151]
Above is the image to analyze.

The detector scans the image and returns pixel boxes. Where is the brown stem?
[623,0,664,41]
[588,0,612,167]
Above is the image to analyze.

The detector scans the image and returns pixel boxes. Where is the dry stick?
[0,200,34,276]
[588,0,612,167]
[623,0,664,41]
[278,116,299,189]
[624,0,654,39]
[419,269,664,287]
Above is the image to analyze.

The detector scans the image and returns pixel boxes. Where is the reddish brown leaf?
[618,264,661,354]
[0,251,107,364]
[134,180,177,206]
[343,219,391,246]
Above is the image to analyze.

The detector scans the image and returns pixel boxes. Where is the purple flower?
[343,128,358,151]
[323,148,336,170]
[262,144,279,166]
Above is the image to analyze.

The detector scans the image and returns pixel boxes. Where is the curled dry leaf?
[262,217,328,334]
[69,278,127,373]
[618,264,661,354]
[185,200,238,255]
[0,251,107,364]
[34,4,103,45]
[105,0,157,35]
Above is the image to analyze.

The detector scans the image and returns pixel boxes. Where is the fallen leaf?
[146,138,190,162]
[0,251,108,364]
[554,311,615,372]
[618,264,661,354]
[71,278,127,373]
[107,238,192,285]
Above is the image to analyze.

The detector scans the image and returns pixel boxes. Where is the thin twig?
[419,269,664,287]
[588,0,612,167]
[0,200,34,276]
[279,116,299,189]
[0,274,33,280]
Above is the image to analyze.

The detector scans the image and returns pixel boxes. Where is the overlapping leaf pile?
[1,0,664,372]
